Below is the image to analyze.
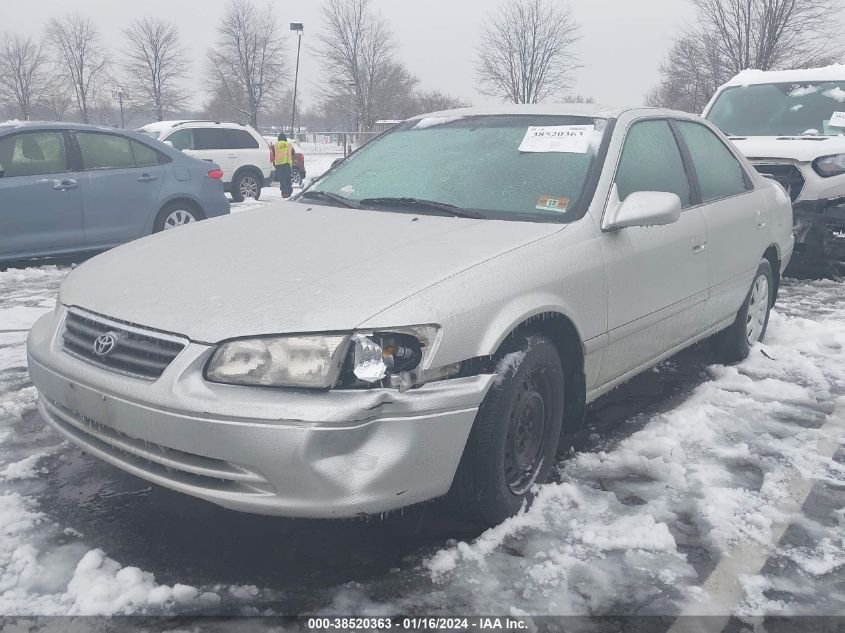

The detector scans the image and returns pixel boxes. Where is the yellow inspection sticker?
[536,196,569,212]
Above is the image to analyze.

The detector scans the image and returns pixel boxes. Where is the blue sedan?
[0,122,230,263]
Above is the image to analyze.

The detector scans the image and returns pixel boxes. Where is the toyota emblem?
[93,332,118,357]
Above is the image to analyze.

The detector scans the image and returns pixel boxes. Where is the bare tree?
[46,14,108,124]
[475,0,580,104]
[0,33,50,120]
[318,0,417,131]
[206,0,287,128]
[123,17,189,121]
[649,0,844,112]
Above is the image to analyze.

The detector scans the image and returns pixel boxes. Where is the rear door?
[0,129,84,257]
[74,131,167,245]
[190,128,236,182]
[597,118,710,384]
[673,120,761,325]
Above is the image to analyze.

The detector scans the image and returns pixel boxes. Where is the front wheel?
[452,333,564,526]
[711,259,774,363]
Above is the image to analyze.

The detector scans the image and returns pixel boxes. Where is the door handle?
[756,210,767,229]
[137,174,158,183]
[690,234,708,254]
[51,178,78,191]
[227,154,238,158]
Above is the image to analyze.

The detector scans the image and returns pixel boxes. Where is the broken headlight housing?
[813,153,845,178]
[205,334,348,389]
[339,325,459,390]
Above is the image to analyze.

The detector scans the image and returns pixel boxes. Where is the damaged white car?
[28,105,793,526]
[704,65,845,276]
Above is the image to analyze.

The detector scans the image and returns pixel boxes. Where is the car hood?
[60,204,563,342]
[729,135,845,162]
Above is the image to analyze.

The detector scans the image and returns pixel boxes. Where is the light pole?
[290,22,304,136]
[113,88,126,129]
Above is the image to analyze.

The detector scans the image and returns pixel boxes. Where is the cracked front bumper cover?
[27,308,494,518]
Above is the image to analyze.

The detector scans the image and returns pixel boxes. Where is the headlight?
[813,153,845,177]
[205,334,348,388]
[341,325,457,389]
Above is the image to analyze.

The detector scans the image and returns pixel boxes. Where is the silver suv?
[138,120,273,202]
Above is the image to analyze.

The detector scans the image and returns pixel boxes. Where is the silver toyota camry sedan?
[27,104,794,526]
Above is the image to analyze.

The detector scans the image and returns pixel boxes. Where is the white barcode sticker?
[518,125,594,153]
[828,111,845,128]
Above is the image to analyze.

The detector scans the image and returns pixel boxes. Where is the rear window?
[193,128,229,150]
[225,129,259,149]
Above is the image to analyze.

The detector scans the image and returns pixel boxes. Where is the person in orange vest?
[273,133,294,198]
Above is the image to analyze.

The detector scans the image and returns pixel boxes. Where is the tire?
[711,259,774,363]
[231,169,261,202]
[452,333,565,526]
[153,201,204,233]
[291,167,303,187]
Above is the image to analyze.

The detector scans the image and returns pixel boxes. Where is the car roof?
[720,64,845,89]
[138,120,254,133]
[407,103,693,121]
[0,120,131,135]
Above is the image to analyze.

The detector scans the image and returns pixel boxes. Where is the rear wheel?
[232,170,261,202]
[153,201,204,233]
[711,260,773,363]
[291,167,303,187]
[452,333,564,526]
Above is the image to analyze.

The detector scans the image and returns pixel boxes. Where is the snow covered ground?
[1,259,843,618]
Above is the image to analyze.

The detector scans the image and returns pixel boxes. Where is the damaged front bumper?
[791,200,845,274]
[26,308,494,518]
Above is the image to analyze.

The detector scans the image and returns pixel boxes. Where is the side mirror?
[603,188,681,230]
[163,140,175,148]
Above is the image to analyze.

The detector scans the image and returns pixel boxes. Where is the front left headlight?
[205,334,349,389]
[813,153,845,177]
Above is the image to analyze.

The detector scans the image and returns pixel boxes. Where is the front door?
[0,130,84,258]
[597,119,710,384]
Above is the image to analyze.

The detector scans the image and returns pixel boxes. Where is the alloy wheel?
[163,209,196,230]
[239,175,260,199]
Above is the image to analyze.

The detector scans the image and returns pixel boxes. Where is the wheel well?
[503,312,586,434]
[234,166,264,187]
[159,197,204,219]
[763,244,781,304]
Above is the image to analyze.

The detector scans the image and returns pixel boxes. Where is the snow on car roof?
[409,103,629,121]
[723,64,845,88]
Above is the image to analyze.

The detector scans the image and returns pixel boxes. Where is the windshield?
[300,115,608,222]
[707,81,845,136]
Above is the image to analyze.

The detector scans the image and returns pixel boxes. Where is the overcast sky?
[5,0,702,111]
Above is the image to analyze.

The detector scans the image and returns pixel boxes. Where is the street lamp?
[290,22,304,136]
[113,88,126,129]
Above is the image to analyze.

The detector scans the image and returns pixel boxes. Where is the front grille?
[62,308,187,380]
[752,163,805,202]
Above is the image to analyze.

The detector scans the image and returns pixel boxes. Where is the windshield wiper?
[300,190,363,209]
[358,197,485,219]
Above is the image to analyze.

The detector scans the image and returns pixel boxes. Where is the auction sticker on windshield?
[518,125,594,153]
[536,196,569,212]
[829,111,845,128]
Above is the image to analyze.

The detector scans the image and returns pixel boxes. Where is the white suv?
[138,121,273,202]
[704,66,845,276]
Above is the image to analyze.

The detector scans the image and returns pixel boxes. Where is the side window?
[225,129,260,149]
[193,128,229,150]
[167,129,194,151]
[676,121,750,202]
[77,132,134,170]
[0,131,69,177]
[615,120,691,207]
[131,140,167,167]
